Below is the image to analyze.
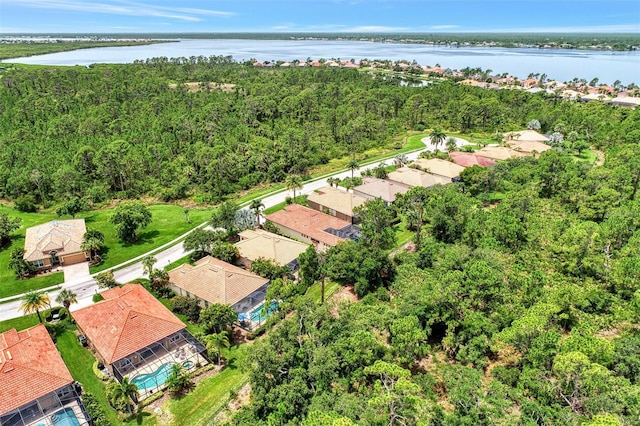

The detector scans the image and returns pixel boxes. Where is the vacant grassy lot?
[0,203,210,298]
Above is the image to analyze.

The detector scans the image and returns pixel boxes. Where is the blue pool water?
[131,363,173,390]
[250,301,279,322]
[51,408,80,426]
[182,360,194,369]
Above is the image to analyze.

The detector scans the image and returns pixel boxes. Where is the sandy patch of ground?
[168,82,236,93]
[211,383,252,424]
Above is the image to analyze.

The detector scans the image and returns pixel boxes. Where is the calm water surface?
[5,39,640,85]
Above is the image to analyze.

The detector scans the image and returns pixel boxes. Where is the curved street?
[0,136,468,321]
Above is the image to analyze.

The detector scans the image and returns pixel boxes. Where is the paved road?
[0,137,467,321]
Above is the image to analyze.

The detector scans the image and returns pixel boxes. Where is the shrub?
[171,296,201,323]
[92,293,105,303]
[14,195,37,212]
[82,392,110,426]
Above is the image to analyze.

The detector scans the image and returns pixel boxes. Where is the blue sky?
[1,0,639,34]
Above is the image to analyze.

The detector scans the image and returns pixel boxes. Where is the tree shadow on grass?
[134,410,152,424]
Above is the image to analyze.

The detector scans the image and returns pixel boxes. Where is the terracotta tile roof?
[307,186,367,218]
[475,146,527,161]
[23,219,87,262]
[449,152,496,168]
[353,178,410,203]
[265,204,350,247]
[168,256,269,306]
[0,324,74,415]
[387,167,449,188]
[71,284,185,365]
[412,158,466,179]
[236,229,309,266]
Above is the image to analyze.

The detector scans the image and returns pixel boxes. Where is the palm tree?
[429,128,446,151]
[141,255,157,278]
[81,229,105,261]
[394,154,408,168]
[347,159,359,179]
[108,377,139,414]
[249,199,265,225]
[206,332,230,365]
[55,289,78,310]
[20,290,50,323]
[445,137,458,152]
[284,174,304,202]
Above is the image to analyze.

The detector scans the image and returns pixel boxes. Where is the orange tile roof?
[265,204,350,247]
[71,284,185,365]
[0,324,74,415]
[168,256,269,306]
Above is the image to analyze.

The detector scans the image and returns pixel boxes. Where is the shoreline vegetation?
[0,39,168,61]
[1,32,639,56]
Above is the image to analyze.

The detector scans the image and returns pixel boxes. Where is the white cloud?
[3,0,234,22]
[431,25,460,30]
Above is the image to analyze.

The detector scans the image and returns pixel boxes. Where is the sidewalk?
[0,136,466,322]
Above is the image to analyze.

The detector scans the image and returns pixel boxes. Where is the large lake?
[5,39,640,85]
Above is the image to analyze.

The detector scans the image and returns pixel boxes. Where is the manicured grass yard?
[56,329,123,425]
[163,344,250,426]
[0,203,211,298]
[305,279,340,303]
[0,311,41,333]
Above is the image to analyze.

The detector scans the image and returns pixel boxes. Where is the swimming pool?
[50,408,80,426]
[131,363,173,390]
[182,360,194,369]
[249,301,279,322]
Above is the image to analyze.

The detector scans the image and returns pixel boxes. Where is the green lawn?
[305,279,341,303]
[165,254,193,272]
[56,329,123,425]
[0,311,41,333]
[0,203,211,298]
[163,344,250,426]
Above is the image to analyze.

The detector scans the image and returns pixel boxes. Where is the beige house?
[353,177,410,205]
[509,140,552,155]
[387,167,449,188]
[168,256,270,313]
[412,158,466,181]
[307,186,367,223]
[235,229,309,270]
[475,146,528,161]
[23,219,89,269]
[503,129,550,143]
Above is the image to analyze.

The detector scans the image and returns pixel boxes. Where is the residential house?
[412,158,466,182]
[265,204,358,251]
[449,152,496,168]
[503,129,550,144]
[387,167,450,188]
[168,256,271,330]
[23,219,89,270]
[475,146,528,161]
[235,229,309,270]
[307,186,367,224]
[71,284,207,399]
[353,177,410,205]
[509,140,552,155]
[0,324,90,426]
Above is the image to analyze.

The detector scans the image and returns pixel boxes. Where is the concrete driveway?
[63,262,91,284]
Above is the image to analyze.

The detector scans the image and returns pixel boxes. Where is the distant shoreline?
[2,32,640,52]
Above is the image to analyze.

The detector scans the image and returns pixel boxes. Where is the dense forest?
[0,57,638,207]
[1,57,640,424]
